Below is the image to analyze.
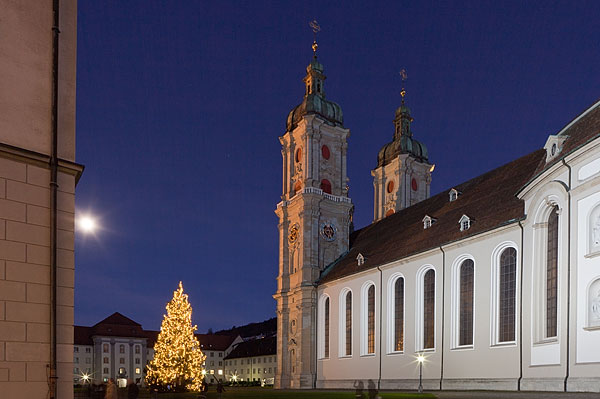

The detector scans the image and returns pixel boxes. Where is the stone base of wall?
[519,378,564,392]
[441,378,518,391]
[316,377,600,392]
[566,377,600,392]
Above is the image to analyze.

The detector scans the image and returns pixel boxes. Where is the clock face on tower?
[320,221,337,241]
[288,224,300,243]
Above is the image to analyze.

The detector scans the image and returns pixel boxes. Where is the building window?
[135,368,141,375]
[393,277,404,352]
[135,345,140,354]
[119,344,125,354]
[74,367,79,374]
[74,347,79,353]
[546,205,559,338]
[86,358,91,364]
[459,215,471,231]
[360,282,376,355]
[103,344,109,353]
[324,297,330,358]
[103,368,109,374]
[320,179,332,194]
[499,247,517,342]
[459,259,474,347]
[449,188,459,202]
[417,267,436,351]
[368,285,375,354]
[339,289,352,357]
[85,348,91,353]
[119,358,125,364]
[74,357,79,364]
[103,357,108,364]
[135,358,140,364]
[318,295,330,359]
[423,215,435,229]
[219,353,223,357]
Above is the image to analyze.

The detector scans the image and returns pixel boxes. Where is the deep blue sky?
[75,1,600,332]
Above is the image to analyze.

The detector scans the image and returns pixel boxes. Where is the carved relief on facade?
[588,278,600,328]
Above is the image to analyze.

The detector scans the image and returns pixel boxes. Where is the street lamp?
[76,213,98,234]
[417,354,425,393]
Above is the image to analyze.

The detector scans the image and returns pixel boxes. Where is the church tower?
[274,46,353,389]
[372,91,433,221]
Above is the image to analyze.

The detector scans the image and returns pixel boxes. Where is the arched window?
[361,282,376,355]
[339,290,352,357]
[546,205,559,338]
[423,269,435,349]
[394,277,404,352]
[318,295,330,359]
[324,297,330,358]
[459,259,474,346]
[368,285,375,354]
[499,248,517,342]
[321,179,332,194]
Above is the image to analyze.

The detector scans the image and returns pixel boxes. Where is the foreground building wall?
[0,1,81,398]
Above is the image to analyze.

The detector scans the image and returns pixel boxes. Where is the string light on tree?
[145,282,206,392]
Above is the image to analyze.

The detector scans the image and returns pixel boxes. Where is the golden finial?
[399,69,408,104]
[309,20,321,57]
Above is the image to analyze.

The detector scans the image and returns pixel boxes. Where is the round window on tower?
[321,145,330,160]
[411,178,418,191]
[321,179,332,194]
[387,180,395,193]
[295,147,302,163]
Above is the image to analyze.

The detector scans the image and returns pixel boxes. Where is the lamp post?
[417,354,425,393]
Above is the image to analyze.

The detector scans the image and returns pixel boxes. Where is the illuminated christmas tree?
[145,282,206,392]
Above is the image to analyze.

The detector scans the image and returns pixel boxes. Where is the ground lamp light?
[417,354,425,393]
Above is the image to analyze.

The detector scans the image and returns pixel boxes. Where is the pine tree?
[145,282,206,392]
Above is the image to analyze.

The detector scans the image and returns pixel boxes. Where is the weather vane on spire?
[309,20,321,57]
[399,69,408,104]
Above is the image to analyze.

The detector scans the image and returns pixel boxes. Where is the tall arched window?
[499,247,517,342]
[344,291,352,356]
[423,269,435,349]
[394,277,404,352]
[368,285,375,354]
[546,205,559,338]
[459,259,474,346]
[324,297,330,358]
[318,295,330,359]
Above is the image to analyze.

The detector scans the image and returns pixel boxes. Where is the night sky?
[74,1,600,332]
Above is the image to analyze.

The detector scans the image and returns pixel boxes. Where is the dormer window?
[357,253,365,266]
[449,188,460,202]
[544,134,569,163]
[459,215,472,231]
[423,215,436,229]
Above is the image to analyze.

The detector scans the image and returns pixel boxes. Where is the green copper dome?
[376,102,429,167]
[286,57,343,132]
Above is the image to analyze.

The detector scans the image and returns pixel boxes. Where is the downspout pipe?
[377,266,383,391]
[561,158,572,392]
[517,221,524,391]
[50,1,60,398]
[439,246,446,391]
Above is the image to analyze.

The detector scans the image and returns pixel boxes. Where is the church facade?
[274,50,600,392]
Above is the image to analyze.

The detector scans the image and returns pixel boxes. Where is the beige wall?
[0,0,79,398]
[0,0,77,161]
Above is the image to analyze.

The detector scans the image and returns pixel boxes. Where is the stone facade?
[0,1,81,398]
[274,56,353,389]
